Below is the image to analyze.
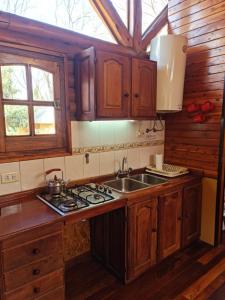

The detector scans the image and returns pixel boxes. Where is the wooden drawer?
[2,233,63,272]
[36,286,65,300]
[4,253,63,292]
[2,223,62,250]
[4,269,64,300]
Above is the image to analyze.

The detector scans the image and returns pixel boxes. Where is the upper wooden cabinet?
[75,47,156,120]
[131,58,156,118]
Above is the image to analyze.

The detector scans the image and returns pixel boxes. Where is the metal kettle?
[45,168,65,195]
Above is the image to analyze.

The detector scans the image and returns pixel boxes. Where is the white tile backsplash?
[0,120,165,196]
[65,155,84,181]
[0,162,21,195]
[99,151,115,175]
[83,153,100,178]
[20,159,45,191]
[44,157,65,180]
[127,148,140,169]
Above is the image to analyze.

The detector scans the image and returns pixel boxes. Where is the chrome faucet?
[116,156,132,178]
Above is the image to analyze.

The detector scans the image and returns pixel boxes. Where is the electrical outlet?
[1,172,19,184]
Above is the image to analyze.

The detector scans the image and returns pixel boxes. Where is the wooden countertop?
[0,173,201,241]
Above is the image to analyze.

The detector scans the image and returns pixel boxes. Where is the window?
[110,0,128,27]
[142,0,168,34]
[0,46,69,160]
[0,0,116,43]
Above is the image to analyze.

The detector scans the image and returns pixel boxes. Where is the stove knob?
[108,188,112,194]
[98,185,104,191]
[89,183,96,190]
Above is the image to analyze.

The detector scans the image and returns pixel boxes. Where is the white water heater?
[150,34,187,113]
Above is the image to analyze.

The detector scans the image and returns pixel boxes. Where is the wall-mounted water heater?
[150,34,187,113]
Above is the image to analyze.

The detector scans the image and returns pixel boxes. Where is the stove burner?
[63,199,77,208]
[37,183,115,215]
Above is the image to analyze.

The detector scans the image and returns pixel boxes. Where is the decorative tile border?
[72,140,164,155]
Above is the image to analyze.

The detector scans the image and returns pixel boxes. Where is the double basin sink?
[104,174,168,193]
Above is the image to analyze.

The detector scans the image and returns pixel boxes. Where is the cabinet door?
[96,51,130,118]
[75,47,96,121]
[131,58,156,118]
[182,183,202,247]
[127,198,157,280]
[159,190,182,260]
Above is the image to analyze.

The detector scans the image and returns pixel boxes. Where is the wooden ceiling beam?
[141,5,168,51]
[129,0,143,53]
[89,0,133,48]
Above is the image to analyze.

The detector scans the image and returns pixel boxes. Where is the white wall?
[0,120,164,196]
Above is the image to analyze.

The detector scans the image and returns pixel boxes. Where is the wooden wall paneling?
[165,0,225,178]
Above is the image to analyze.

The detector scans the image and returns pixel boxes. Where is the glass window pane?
[110,0,128,27]
[31,67,54,101]
[1,65,27,100]
[0,0,116,43]
[34,106,55,135]
[4,105,30,136]
[142,0,168,34]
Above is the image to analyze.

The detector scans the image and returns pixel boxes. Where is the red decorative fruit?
[186,103,200,113]
[201,101,215,112]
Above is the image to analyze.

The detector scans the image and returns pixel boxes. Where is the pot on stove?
[45,168,65,195]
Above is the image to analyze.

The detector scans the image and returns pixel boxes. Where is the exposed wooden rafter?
[141,5,168,51]
[129,0,143,53]
[89,0,133,48]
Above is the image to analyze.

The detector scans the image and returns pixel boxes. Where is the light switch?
[1,172,19,184]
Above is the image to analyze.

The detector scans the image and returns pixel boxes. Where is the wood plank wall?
[165,0,225,178]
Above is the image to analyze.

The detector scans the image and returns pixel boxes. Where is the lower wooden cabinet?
[182,183,202,247]
[127,197,157,280]
[0,222,65,300]
[158,190,182,260]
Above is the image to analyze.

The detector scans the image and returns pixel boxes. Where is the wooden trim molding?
[215,77,225,246]
[141,5,168,50]
[129,0,143,53]
[90,0,133,47]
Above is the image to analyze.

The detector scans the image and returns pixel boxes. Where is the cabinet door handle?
[33,268,40,276]
[33,287,41,294]
[32,248,40,255]
[177,217,182,221]
[134,93,139,98]
[124,92,129,97]
[152,228,157,233]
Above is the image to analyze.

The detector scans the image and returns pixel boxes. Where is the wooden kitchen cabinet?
[131,58,156,118]
[96,51,130,118]
[0,222,65,300]
[158,190,182,260]
[182,183,202,247]
[127,197,157,281]
[76,47,156,120]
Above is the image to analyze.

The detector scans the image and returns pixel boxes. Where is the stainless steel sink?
[104,178,149,193]
[130,174,168,185]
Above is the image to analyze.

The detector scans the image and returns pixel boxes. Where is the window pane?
[34,106,55,135]
[31,67,54,101]
[110,0,128,27]
[1,65,27,100]
[142,0,168,34]
[0,0,116,43]
[4,105,29,136]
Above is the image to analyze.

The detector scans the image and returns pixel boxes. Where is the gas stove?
[37,183,115,216]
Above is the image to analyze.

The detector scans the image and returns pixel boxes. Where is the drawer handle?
[33,287,41,294]
[32,248,40,255]
[33,268,40,276]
